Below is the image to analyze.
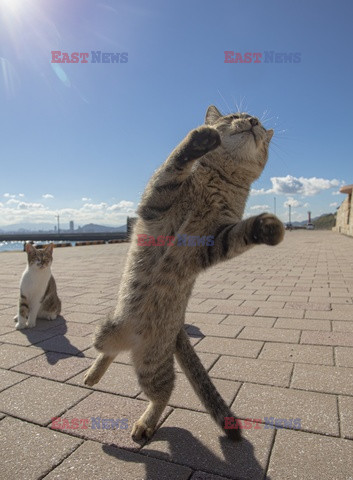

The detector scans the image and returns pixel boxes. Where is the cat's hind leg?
[131,348,174,440]
[84,317,132,386]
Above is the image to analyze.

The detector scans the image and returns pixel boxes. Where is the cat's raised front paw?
[252,213,285,246]
[188,126,221,156]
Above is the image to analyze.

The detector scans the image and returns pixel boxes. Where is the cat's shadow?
[17,315,85,365]
[102,427,271,479]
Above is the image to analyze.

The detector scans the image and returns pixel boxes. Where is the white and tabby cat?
[14,243,61,329]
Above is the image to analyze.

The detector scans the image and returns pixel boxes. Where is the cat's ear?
[205,105,222,125]
[266,129,274,142]
[44,243,54,254]
[25,243,35,254]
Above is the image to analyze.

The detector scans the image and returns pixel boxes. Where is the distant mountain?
[291,213,336,229]
[76,223,126,233]
[313,213,336,230]
[0,222,126,233]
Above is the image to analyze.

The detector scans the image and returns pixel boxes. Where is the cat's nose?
[250,117,259,126]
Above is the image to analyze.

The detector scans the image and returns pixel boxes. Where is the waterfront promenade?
[0,230,352,479]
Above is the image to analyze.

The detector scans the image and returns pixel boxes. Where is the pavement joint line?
[39,440,85,480]
[336,395,342,438]
[264,426,277,479]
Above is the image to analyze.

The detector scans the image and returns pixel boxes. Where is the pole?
[55,215,60,235]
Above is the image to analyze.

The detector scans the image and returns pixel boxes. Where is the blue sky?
[0,0,352,228]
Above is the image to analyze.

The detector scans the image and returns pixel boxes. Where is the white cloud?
[0,198,136,227]
[3,193,16,198]
[251,176,341,197]
[42,194,54,199]
[332,191,342,196]
[283,197,301,208]
[250,188,268,196]
[329,202,339,208]
[82,197,92,202]
[250,204,270,211]
[18,193,24,198]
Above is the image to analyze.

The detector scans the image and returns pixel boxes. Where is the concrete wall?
[333,193,353,236]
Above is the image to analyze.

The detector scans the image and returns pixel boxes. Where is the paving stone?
[0,343,43,368]
[185,312,227,324]
[274,317,331,331]
[267,429,353,480]
[0,416,82,480]
[141,409,274,480]
[209,356,292,387]
[60,391,172,450]
[301,331,353,347]
[68,362,141,397]
[256,308,305,318]
[232,383,339,436]
[190,472,231,480]
[49,322,96,336]
[259,342,334,365]
[305,309,353,321]
[332,321,353,332]
[0,328,63,346]
[45,439,191,480]
[195,337,263,358]
[12,352,92,382]
[186,323,243,338]
[221,315,276,328]
[63,312,106,324]
[339,396,353,439]
[335,347,353,367]
[291,364,353,395]
[34,334,92,354]
[0,368,28,392]
[237,326,300,343]
[0,376,90,425]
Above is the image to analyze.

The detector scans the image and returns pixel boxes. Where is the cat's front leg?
[14,294,30,329]
[27,300,41,328]
[170,126,221,168]
[204,213,284,267]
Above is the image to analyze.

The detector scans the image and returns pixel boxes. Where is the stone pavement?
[0,230,353,480]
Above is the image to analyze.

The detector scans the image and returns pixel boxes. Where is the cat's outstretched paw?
[187,126,221,157]
[131,420,154,441]
[252,213,285,246]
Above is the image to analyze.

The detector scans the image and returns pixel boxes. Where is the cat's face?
[205,105,273,177]
[25,243,53,269]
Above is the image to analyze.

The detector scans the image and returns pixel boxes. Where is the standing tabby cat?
[84,105,285,442]
[14,243,61,329]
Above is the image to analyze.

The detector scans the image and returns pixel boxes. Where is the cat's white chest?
[20,266,51,300]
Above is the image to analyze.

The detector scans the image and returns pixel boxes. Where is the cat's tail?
[175,328,241,441]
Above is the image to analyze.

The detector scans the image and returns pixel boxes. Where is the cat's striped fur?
[84,105,284,442]
[14,243,61,329]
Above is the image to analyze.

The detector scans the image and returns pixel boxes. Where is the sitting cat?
[14,243,61,329]
[84,105,285,442]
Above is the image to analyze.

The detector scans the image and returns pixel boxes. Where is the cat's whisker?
[217,89,232,114]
